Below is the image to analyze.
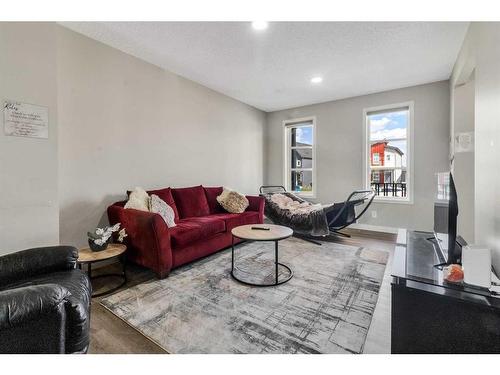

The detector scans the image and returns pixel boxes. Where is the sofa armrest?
[246,195,265,223]
[0,246,78,286]
[108,205,173,278]
[246,195,265,212]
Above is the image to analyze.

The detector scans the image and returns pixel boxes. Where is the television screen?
[434,172,460,264]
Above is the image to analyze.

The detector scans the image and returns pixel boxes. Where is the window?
[284,117,315,197]
[364,102,413,203]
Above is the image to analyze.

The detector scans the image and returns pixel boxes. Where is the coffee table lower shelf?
[85,272,127,298]
[230,236,293,287]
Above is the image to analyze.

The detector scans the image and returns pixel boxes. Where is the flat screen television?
[433,172,463,265]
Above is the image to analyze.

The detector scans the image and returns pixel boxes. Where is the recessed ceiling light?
[251,21,269,31]
[311,76,323,84]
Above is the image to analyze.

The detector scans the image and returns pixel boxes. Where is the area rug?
[100,237,388,353]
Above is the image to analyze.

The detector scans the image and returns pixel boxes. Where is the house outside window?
[283,117,316,197]
[364,102,413,203]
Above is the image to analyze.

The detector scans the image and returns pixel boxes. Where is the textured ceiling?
[60,22,469,112]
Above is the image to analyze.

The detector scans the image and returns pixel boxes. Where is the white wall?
[451,77,475,243]
[265,81,450,231]
[0,23,59,254]
[451,23,500,273]
[57,26,265,247]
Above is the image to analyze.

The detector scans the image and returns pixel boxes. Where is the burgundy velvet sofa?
[107,185,264,278]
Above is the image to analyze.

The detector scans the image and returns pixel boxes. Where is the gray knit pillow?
[150,194,176,228]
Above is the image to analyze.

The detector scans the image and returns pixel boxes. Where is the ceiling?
[61,22,469,112]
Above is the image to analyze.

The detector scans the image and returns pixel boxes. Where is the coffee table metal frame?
[230,228,293,287]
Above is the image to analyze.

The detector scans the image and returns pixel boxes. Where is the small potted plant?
[87,223,127,252]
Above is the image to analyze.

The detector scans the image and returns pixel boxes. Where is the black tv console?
[391,229,500,353]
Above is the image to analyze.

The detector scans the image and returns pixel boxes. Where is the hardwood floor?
[88,229,396,354]
[90,302,166,353]
[89,263,166,353]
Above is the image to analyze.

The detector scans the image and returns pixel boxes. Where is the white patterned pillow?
[150,194,176,228]
[216,188,249,214]
[124,187,150,211]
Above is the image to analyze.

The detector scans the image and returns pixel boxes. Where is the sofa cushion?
[172,185,210,218]
[184,216,226,238]
[210,211,261,232]
[169,217,225,248]
[169,221,202,248]
[203,186,224,214]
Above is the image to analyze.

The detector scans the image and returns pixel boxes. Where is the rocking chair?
[259,186,375,244]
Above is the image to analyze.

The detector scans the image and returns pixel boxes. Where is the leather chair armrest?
[0,284,70,330]
[0,284,70,353]
[0,246,79,286]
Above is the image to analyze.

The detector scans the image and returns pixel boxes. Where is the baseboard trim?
[349,223,400,235]
[265,215,400,236]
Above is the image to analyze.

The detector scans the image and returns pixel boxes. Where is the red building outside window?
[366,105,410,199]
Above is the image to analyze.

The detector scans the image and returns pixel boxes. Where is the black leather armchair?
[0,246,91,353]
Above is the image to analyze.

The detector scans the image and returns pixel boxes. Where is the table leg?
[275,240,279,285]
[122,253,127,282]
[231,235,235,273]
[88,263,92,279]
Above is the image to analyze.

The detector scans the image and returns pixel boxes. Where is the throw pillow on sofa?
[124,187,150,211]
[216,188,249,214]
[147,187,179,222]
[150,194,177,228]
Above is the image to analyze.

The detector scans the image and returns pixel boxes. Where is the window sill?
[373,197,414,205]
[292,192,316,199]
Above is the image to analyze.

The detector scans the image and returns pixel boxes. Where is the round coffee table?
[231,224,293,287]
[77,243,127,297]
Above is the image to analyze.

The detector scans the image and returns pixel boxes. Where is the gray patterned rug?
[100,237,388,353]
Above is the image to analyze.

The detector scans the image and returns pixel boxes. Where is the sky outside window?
[292,125,313,146]
[369,110,407,140]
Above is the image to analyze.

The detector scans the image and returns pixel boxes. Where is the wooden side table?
[78,243,127,297]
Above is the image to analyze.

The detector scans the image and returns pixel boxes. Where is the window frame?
[283,116,317,198]
[363,101,414,204]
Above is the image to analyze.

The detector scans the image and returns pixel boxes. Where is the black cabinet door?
[391,283,500,354]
